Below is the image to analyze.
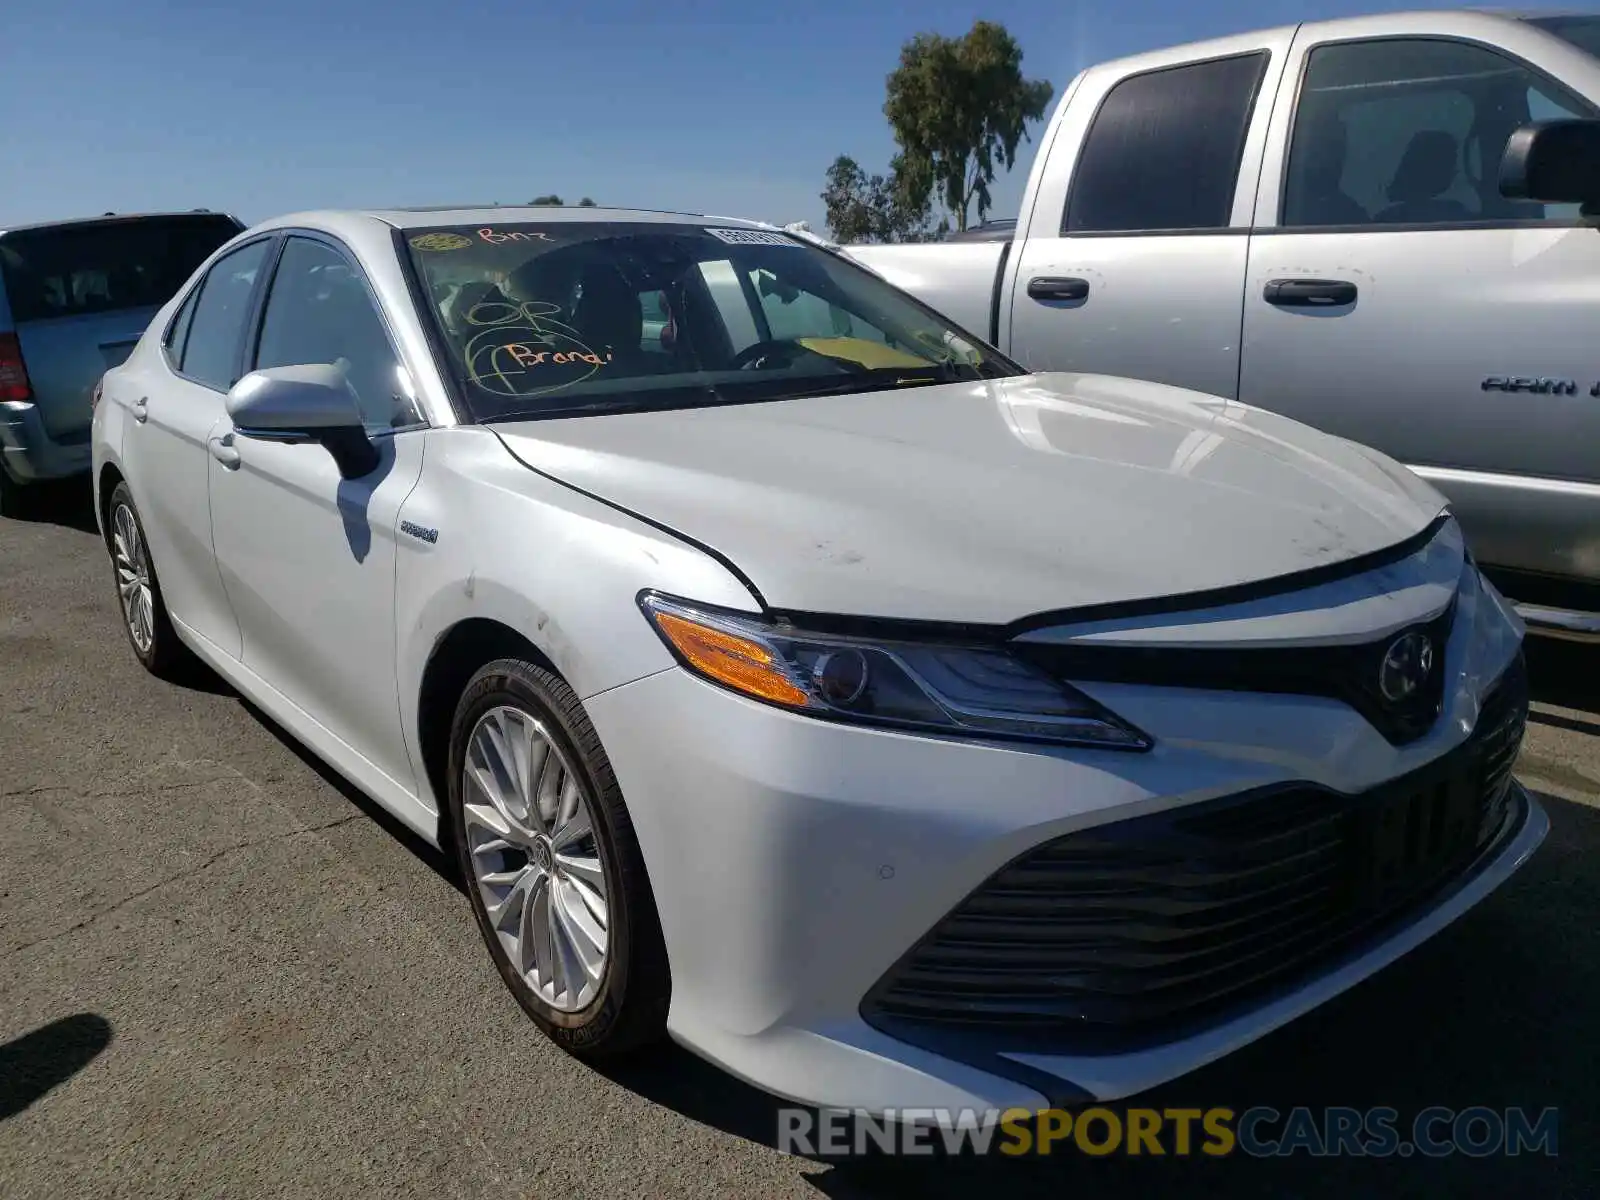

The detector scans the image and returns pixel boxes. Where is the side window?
[254,237,423,432]
[163,285,199,366]
[1282,38,1599,228]
[181,239,270,390]
[1064,52,1269,234]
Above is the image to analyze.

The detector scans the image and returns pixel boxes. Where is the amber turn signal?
[649,609,809,707]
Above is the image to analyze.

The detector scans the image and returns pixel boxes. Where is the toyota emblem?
[1379,632,1435,703]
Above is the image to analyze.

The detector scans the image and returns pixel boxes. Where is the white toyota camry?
[92,207,1542,1114]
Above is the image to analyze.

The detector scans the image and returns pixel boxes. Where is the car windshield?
[1529,14,1600,60]
[0,214,241,324]
[402,221,1021,421]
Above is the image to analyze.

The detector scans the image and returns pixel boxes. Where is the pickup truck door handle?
[1026,276,1091,302]
[1263,278,1358,307]
[208,433,241,470]
[130,396,149,424]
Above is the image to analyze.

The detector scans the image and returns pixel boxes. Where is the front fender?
[394,428,763,811]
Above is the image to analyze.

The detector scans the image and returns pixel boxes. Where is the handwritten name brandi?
[503,344,611,367]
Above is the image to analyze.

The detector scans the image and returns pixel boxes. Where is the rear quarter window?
[0,215,242,324]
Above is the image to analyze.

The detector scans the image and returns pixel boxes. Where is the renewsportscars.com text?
[778,1105,1559,1159]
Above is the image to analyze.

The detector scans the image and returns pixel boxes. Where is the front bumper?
[0,401,92,484]
[585,622,1541,1114]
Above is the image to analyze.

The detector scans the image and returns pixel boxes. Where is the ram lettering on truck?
[849,8,1600,643]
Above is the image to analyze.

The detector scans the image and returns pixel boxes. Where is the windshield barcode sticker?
[704,227,800,247]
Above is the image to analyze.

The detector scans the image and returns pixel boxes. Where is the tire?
[106,482,190,678]
[448,657,670,1057]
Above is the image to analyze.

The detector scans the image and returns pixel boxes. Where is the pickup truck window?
[1282,38,1597,228]
[403,222,1022,421]
[1064,52,1268,235]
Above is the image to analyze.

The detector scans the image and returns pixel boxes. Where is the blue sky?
[1,0,1584,233]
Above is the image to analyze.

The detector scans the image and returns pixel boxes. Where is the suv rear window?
[0,215,242,323]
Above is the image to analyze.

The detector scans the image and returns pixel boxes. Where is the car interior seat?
[570,263,646,368]
[1375,130,1473,224]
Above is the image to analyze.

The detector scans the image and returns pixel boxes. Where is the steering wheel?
[730,339,808,371]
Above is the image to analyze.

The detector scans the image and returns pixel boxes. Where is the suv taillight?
[0,333,32,403]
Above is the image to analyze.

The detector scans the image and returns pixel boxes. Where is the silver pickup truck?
[848,8,1600,642]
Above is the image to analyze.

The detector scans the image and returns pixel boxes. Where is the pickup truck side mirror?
[1499,118,1600,211]
[226,364,380,480]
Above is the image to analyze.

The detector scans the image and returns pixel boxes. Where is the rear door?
[120,236,273,661]
[0,215,242,441]
[1003,29,1294,399]
[1239,24,1600,581]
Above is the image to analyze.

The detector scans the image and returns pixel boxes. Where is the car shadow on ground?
[231,693,465,894]
[0,1013,113,1121]
[4,476,99,535]
[1525,635,1600,719]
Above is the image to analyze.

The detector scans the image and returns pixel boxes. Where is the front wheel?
[447,658,670,1056]
[106,482,190,677]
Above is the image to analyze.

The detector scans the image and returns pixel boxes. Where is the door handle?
[1026,276,1091,303]
[130,396,149,424]
[208,433,241,470]
[1263,278,1358,307]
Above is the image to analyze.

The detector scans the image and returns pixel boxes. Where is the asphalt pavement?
[2,480,1596,1198]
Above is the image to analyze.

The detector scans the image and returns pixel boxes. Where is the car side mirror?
[226,364,380,479]
[1499,118,1600,211]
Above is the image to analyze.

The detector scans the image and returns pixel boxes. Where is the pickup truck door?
[1001,29,1293,399]
[1238,17,1600,584]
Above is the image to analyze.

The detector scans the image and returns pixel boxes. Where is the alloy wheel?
[112,503,155,654]
[462,705,611,1012]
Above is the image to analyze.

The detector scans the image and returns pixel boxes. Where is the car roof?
[241,207,782,260]
[366,206,769,231]
[0,210,242,239]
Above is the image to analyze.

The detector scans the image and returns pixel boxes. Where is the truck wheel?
[448,657,671,1057]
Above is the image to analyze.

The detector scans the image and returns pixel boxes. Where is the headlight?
[639,592,1150,750]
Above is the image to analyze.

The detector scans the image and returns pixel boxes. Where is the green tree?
[530,194,564,206]
[820,154,945,244]
[578,197,597,207]
[883,20,1052,231]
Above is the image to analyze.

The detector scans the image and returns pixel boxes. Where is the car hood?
[493,373,1447,625]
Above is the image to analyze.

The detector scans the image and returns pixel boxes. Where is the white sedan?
[92,206,1542,1114]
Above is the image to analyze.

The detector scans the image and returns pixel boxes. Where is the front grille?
[863,655,1528,1052]
[1014,602,1457,746]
